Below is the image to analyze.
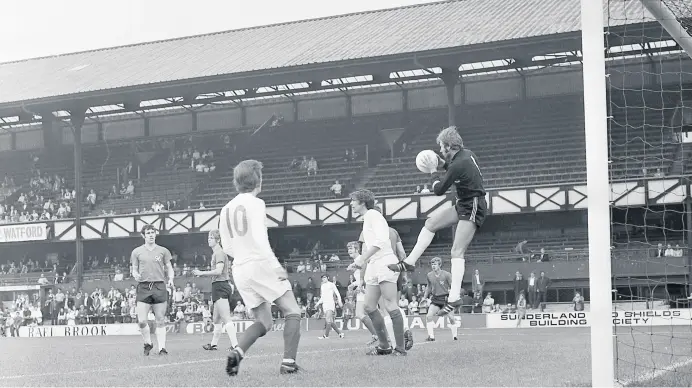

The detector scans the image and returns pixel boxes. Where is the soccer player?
[193,230,238,351]
[130,224,175,356]
[220,160,302,376]
[346,241,379,345]
[349,189,406,356]
[316,274,344,339]
[389,126,487,316]
[423,257,459,341]
[358,226,413,350]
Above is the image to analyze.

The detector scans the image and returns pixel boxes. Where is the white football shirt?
[318,281,342,309]
[360,209,396,263]
[219,193,277,267]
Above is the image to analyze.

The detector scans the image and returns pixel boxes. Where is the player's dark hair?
[140,224,157,235]
[233,159,263,193]
[436,126,463,150]
[349,189,376,209]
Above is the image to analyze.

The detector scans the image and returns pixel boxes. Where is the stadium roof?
[0,0,652,110]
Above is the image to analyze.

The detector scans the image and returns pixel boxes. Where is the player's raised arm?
[431,160,463,196]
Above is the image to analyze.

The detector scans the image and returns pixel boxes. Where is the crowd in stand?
[0,254,70,279]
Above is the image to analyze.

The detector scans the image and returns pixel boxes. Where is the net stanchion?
[606,0,692,386]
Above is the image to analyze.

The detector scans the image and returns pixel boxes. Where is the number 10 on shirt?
[224,206,248,237]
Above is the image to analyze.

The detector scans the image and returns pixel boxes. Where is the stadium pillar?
[441,69,459,127]
[686,198,692,295]
[70,111,86,290]
[581,0,615,386]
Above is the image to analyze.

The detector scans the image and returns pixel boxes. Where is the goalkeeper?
[389,126,488,316]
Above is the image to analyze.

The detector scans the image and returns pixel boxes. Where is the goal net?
[604,0,692,386]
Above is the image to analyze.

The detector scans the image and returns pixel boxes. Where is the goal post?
[581,1,616,387]
[639,0,692,58]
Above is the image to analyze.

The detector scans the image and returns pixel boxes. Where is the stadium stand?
[608,94,680,180]
[192,118,373,206]
[369,96,588,195]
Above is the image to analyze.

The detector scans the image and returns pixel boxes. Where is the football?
[415,150,440,173]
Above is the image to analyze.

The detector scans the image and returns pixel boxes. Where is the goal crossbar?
[640,0,692,58]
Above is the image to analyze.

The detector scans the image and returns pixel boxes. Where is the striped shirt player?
[221,159,302,376]
[130,224,174,356]
[423,257,459,341]
[194,230,238,351]
[210,244,233,302]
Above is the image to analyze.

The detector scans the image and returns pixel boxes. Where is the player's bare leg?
[204,313,223,350]
[396,288,414,350]
[437,220,476,316]
[447,313,459,340]
[355,303,378,345]
[205,299,237,350]
[227,290,302,376]
[363,285,391,355]
[136,302,154,355]
[273,290,302,374]
[378,281,406,356]
[389,208,458,272]
[330,314,343,338]
[425,304,439,341]
[319,310,342,339]
[378,297,395,346]
[152,302,169,354]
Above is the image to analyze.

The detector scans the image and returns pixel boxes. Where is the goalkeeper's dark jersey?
[431,149,486,201]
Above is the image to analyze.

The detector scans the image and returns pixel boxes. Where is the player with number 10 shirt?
[219,159,302,377]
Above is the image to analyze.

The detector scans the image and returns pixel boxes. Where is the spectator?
[513,272,526,304]
[37,273,49,285]
[471,269,484,296]
[408,296,419,316]
[398,294,409,313]
[537,271,551,310]
[534,248,551,262]
[124,181,135,199]
[674,244,684,257]
[482,293,495,313]
[307,157,318,176]
[514,240,528,259]
[573,292,585,311]
[527,272,538,309]
[233,301,246,319]
[330,180,343,197]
